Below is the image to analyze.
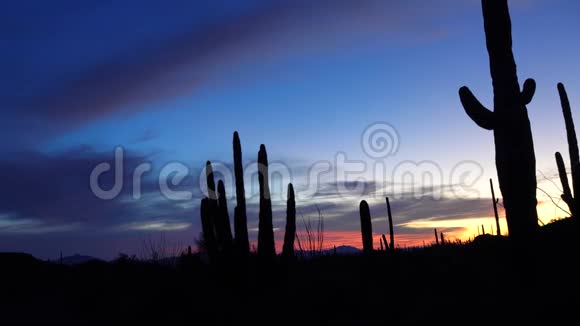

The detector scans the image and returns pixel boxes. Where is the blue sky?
[1,0,579,259]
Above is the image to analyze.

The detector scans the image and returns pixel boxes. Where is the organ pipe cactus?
[216,180,233,253]
[257,145,276,258]
[200,197,217,261]
[458,0,538,239]
[233,132,250,254]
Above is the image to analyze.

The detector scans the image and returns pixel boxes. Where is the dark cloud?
[310,180,380,199]
[0,146,213,258]
[1,0,469,145]
[286,196,493,233]
[0,147,203,229]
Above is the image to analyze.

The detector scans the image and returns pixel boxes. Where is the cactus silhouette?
[458,0,538,239]
[359,200,373,254]
[440,232,445,245]
[216,180,233,253]
[200,197,217,261]
[386,197,395,250]
[434,228,439,246]
[490,179,501,236]
[206,161,228,254]
[202,161,220,259]
[555,152,574,216]
[282,183,296,258]
[205,161,218,237]
[379,237,384,251]
[257,144,276,258]
[555,83,579,218]
[233,131,250,255]
[206,161,217,200]
[381,234,389,252]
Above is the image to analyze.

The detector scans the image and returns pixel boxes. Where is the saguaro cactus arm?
[521,79,536,105]
[459,87,495,130]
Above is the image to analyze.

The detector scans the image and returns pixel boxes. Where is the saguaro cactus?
[200,198,217,260]
[216,180,233,252]
[282,183,296,258]
[458,0,538,239]
[434,228,439,246]
[233,131,250,254]
[386,197,395,250]
[359,200,373,254]
[555,84,579,218]
[257,144,276,258]
[490,179,501,236]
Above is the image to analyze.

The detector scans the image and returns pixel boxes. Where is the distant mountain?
[297,245,361,257]
[331,245,361,255]
[0,252,40,265]
[57,254,102,265]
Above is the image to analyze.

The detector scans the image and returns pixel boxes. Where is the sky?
[1,0,580,260]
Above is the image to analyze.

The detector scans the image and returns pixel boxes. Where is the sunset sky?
[1,0,580,259]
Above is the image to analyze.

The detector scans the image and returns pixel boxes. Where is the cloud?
[1,0,468,144]
[0,145,496,258]
[0,147,201,230]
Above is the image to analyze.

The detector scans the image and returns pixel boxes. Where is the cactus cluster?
[199,132,296,262]
[200,161,233,259]
[200,1,577,260]
[358,197,398,253]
